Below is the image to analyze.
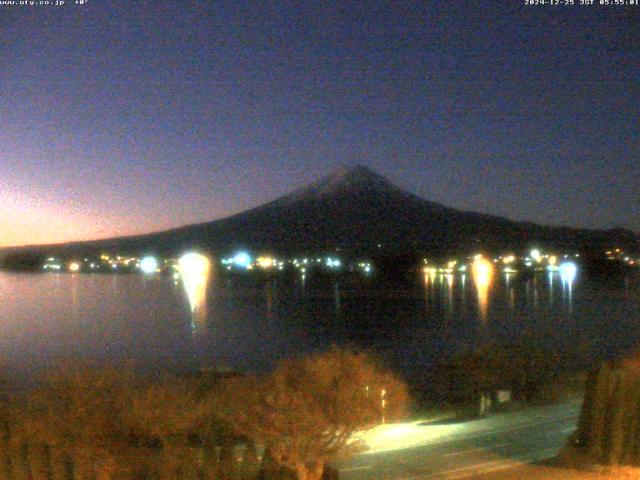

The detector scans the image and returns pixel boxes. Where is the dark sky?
[1,0,638,247]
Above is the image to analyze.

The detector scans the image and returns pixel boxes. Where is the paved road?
[334,399,582,480]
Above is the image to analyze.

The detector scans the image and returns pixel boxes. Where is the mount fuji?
[2,166,637,257]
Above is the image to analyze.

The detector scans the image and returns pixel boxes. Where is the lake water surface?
[1,268,639,384]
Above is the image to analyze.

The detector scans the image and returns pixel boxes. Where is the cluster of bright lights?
[358,262,372,274]
[605,248,638,267]
[218,251,373,275]
[37,248,380,278]
[435,260,458,274]
[256,256,275,268]
[222,252,287,271]
[326,257,341,268]
[502,255,516,265]
[421,258,471,279]
[43,263,62,271]
[220,251,255,270]
[605,248,624,259]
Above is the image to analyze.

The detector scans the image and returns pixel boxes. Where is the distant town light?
[326,257,341,268]
[233,251,252,268]
[530,249,542,263]
[257,256,274,268]
[68,262,81,273]
[502,255,515,265]
[139,256,159,274]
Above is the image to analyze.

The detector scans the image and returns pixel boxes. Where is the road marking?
[341,465,371,472]
[444,442,509,457]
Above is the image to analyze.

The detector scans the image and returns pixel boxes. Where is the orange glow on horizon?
[0,198,93,247]
[0,193,181,248]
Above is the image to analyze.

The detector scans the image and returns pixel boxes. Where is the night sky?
[1,1,638,247]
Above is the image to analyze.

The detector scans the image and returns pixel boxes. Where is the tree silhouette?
[574,351,640,465]
[214,347,410,480]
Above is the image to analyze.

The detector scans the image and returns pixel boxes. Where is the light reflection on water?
[0,267,637,382]
[178,253,211,335]
[422,267,577,323]
[471,257,494,322]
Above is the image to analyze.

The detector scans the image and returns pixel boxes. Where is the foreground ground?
[332,398,640,479]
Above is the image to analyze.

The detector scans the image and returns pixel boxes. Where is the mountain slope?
[2,166,638,256]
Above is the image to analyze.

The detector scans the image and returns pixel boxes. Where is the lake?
[1,267,639,386]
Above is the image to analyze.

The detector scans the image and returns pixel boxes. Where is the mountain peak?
[321,165,394,191]
[330,164,380,181]
[332,164,374,175]
[268,165,398,207]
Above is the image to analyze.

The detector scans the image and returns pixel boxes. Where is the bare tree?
[214,347,410,480]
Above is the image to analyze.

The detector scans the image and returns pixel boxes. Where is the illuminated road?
[335,399,582,480]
